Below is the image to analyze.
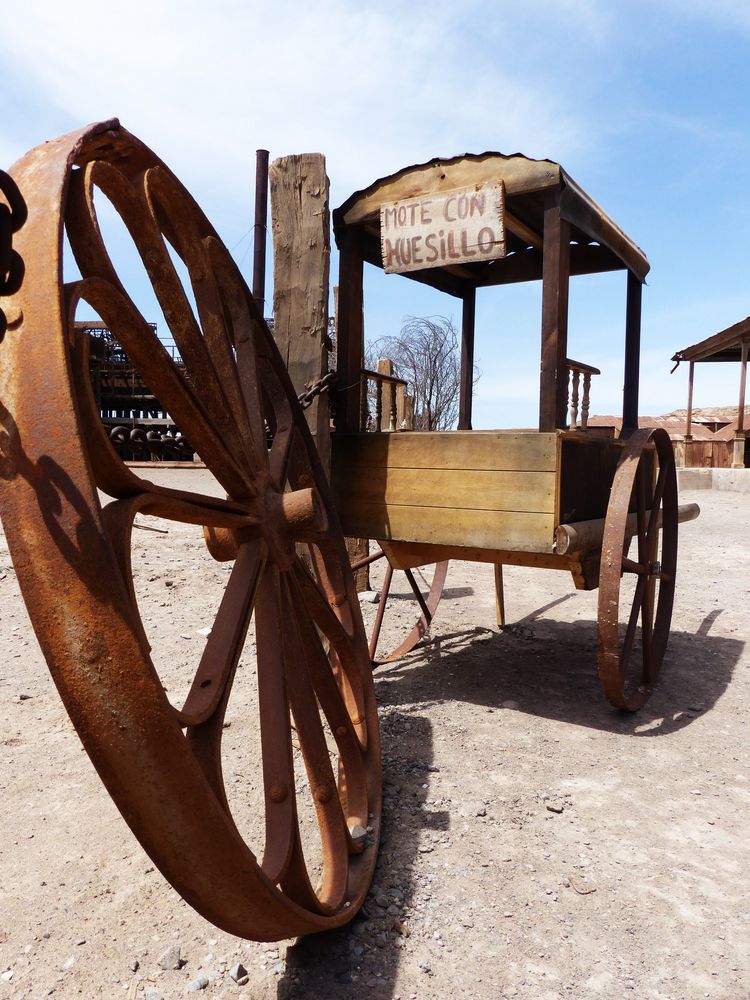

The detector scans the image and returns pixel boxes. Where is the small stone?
[17,693,32,701]
[545,803,564,814]
[157,943,182,970]
[359,591,380,603]
[475,806,487,817]
[186,975,209,992]
[229,962,247,982]
[501,699,519,710]
[349,824,367,844]
[1,970,13,982]
[237,976,250,986]
[164,580,174,587]
[128,960,139,972]
[374,891,389,909]
[196,627,212,637]
[62,956,75,970]
[74,938,86,946]
[145,992,164,1000]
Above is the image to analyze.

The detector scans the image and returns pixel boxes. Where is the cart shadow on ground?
[279,612,743,999]
[373,605,743,738]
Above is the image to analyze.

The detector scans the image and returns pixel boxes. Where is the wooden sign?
[380,181,505,274]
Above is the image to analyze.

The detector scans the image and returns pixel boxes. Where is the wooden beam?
[270,154,331,463]
[504,210,542,249]
[336,227,365,433]
[538,193,570,431]
[622,270,642,433]
[459,288,476,429]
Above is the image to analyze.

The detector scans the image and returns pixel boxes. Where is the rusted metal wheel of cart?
[597,427,678,711]
[352,546,449,665]
[0,122,380,940]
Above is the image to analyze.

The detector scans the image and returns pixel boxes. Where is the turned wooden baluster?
[569,369,580,429]
[581,372,592,431]
[374,378,383,433]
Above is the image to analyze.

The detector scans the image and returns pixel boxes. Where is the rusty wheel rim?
[0,122,380,940]
[597,427,678,711]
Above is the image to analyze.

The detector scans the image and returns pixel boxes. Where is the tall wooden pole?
[252,149,269,311]
[538,192,570,432]
[622,270,642,434]
[459,288,476,429]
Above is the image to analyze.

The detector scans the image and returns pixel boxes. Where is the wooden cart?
[329,152,698,710]
[0,126,696,946]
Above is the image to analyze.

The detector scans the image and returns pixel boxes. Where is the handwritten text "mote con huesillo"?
[380,182,505,274]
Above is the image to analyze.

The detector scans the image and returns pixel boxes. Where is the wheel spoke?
[278,575,349,912]
[290,572,369,832]
[204,236,267,460]
[72,275,251,498]
[291,558,368,749]
[254,564,297,884]
[179,541,265,726]
[369,561,394,662]
[404,567,433,626]
[621,569,648,668]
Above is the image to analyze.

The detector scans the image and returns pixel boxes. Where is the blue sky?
[1,0,748,427]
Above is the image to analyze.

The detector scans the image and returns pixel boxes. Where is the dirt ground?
[1,471,749,1000]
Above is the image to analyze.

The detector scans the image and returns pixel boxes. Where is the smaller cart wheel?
[598,428,678,711]
[352,547,449,666]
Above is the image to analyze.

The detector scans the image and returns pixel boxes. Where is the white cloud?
[0,0,593,218]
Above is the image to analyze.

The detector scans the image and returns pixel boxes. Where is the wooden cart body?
[328,150,688,712]
[330,151,651,572]
[332,428,628,588]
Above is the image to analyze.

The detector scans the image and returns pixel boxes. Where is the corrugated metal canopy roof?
[333,151,649,296]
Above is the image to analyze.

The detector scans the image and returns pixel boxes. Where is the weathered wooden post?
[269,153,332,470]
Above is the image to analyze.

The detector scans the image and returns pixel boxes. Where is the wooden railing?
[566,358,600,431]
[359,358,414,432]
[360,367,409,431]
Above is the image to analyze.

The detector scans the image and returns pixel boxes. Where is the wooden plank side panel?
[335,467,556,514]
[332,430,558,473]
[337,501,555,554]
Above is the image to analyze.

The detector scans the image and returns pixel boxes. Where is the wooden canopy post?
[733,340,748,469]
[685,360,695,441]
[622,270,642,434]
[539,192,570,431]
[336,228,365,433]
[459,288,476,430]
[269,153,332,466]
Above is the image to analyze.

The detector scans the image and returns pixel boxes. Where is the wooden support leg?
[494,563,506,627]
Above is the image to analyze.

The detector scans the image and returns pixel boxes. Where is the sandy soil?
[1,472,749,1000]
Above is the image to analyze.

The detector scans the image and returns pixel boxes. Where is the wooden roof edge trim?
[333,151,562,234]
[559,171,649,282]
[672,315,750,363]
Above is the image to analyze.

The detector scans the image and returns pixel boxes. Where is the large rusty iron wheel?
[0,121,380,940]
[597,427,678,711]
[352,546,448,665]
